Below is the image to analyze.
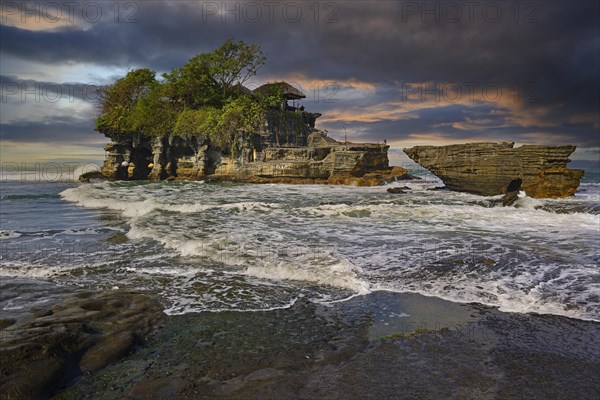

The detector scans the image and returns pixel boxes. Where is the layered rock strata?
[404,142,584,198]
[100,131,405,186]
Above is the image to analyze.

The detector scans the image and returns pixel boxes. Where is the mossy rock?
[380,327,431,341]
[105,232,128,244]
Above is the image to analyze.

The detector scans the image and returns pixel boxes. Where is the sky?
[1,0,599,167]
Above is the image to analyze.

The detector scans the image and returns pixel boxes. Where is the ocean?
[1,170,599,321]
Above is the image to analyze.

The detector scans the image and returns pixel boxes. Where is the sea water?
[1,171,598,320]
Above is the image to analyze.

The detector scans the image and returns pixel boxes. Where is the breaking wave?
[48,180,600,319]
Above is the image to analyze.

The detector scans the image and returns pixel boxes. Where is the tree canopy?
[96,40,277,151]
[96,68,157,134]
[162,39,265,109]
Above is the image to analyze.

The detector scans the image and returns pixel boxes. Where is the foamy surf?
[0,230,22,240]
[513,190,545,209]
[47,180,600,318]
[244,260,371,294]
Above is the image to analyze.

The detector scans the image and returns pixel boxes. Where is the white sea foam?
[162,297,299,315]
[0,261,73,279]
[371,274,600,322]
[3,297,51,311]
[60,185,283,218]
[127,223,226,259]
[52,180,600,319]
[513,190,545,209]
[0,230,21,240]
[244,259,370,294]
[61,187,209,217]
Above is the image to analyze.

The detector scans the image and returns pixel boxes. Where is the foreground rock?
[55,291,600,400]
[500,178,522,206]
[404,142,584,198]
[78,170,107,182]
[387,187,409,194]
[0,290,165,399]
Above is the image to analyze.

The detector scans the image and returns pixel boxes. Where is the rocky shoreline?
[86,131,409,187]
[87,138,585,198]
[2,289,598,399]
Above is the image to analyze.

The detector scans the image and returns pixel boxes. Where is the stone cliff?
[403,142,584,198]
[99,110,405,186]
[212,135,402,186]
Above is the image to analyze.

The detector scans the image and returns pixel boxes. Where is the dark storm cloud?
[3,2,598,84]
[0,116,101,144]
[323,104,600,148]
[1,75,100,103]
[1,0,598,151]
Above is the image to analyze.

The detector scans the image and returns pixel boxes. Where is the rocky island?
[404,142,584,198]
[99,111,402,187]
[91,40,405,186]
[89,40,583,197]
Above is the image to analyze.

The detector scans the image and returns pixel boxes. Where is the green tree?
[129,82,178,137]
[215,96,265,152]
[163,39,265,109]
[96,68,156,134]
[162,59,216,109]
[96,40,269,150]
[207,39,266,100]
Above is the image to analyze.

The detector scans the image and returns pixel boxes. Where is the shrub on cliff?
[215,96,266,152]
[171,96,264,153]
[173,107,221,138]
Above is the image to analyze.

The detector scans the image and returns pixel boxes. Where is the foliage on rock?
[173,107,221,138]
[96,68,156,134]
[96,40,268,153]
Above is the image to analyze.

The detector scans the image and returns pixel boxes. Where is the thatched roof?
[253,82,306,100]
[233,83,255,96]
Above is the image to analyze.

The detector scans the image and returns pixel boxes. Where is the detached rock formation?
[404,142,584,198]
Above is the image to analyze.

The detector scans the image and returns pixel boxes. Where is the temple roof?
[253,81,306,100]
[233,83,254,96]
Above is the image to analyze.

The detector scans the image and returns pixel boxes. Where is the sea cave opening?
[130,147,153,180]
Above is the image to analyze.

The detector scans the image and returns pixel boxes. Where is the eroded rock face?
[403,142,584,198]
[230,137,392,181]
[101,133,212,181]
[94,104,407,186]
[99,129,404,186]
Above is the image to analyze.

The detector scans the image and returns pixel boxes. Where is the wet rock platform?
[3,290,595,399]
